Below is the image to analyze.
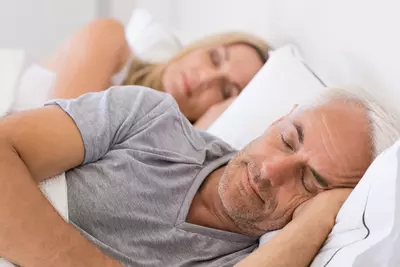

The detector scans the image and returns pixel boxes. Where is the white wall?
[0,0,268,61]
[171,0,400,110]
[110,0,137,24]
[111,0,177,26]
[0,0,97,61]
[173,0,271,43]
[109,0,270,44]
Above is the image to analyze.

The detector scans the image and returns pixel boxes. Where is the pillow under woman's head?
[125,8,183,63]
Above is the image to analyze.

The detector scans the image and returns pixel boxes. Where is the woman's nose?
[259,156,300,187]
[192,67,224,89]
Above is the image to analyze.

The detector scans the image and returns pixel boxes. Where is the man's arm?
[236,189,351,267]
[0,107,121,266]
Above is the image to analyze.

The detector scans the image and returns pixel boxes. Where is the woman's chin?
[162,81,176,95]
[162,82,172,94]
[165,86,185,101]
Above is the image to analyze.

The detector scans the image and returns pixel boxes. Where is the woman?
[18,19,270,129]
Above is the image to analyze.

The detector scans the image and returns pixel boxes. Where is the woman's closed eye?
[281,134,293,151]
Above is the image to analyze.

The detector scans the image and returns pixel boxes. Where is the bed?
[1,0,400,266]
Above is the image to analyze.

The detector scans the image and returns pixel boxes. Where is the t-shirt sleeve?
[45,86,174,165]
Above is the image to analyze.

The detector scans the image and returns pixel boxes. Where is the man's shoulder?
[198,130,238,157]
[101,85,177,123]
[107,86,237,158]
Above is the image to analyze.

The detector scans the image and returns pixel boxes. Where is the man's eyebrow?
[294,122,304,144]
[310,167,329,188]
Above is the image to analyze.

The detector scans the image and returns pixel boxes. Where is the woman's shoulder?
[111,51,134,85]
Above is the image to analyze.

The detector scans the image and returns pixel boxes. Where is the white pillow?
[239,48,400,265]
[207,45,326,150]
[308,140,400,267]
[0,49,26,116]
[125,8,183,63]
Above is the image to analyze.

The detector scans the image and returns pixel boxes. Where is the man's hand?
[237,189,352,267]
[292,188,352,228]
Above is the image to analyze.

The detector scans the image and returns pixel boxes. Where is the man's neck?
[187,166,244,235]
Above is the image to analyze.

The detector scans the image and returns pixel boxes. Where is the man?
[0,85,398,266]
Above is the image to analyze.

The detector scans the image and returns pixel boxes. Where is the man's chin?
[219,200,278,236]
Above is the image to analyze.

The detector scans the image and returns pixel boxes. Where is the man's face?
[218,99,373,236]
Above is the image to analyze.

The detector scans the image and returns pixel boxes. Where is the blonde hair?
[122,32,272,91]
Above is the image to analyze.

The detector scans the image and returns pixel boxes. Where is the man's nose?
[259,156,300,187]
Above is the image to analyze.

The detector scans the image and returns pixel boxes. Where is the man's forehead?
[291,100,372,184]
[289,101,370,144]
[291,100,363,120]
[285,104,317,122]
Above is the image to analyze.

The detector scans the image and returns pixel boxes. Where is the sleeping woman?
[16,19,270,129]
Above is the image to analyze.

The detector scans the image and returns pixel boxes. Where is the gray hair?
[309,86,400,158]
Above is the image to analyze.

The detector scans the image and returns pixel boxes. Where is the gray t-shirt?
[47,86,258,266]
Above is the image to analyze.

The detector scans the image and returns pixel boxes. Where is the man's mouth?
[243,164,264,202]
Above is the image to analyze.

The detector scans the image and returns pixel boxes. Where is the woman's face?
[162,44,264,121]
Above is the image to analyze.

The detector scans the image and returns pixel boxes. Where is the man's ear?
[271,104,299,126]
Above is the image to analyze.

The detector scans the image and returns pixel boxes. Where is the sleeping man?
[0,85,398,267]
